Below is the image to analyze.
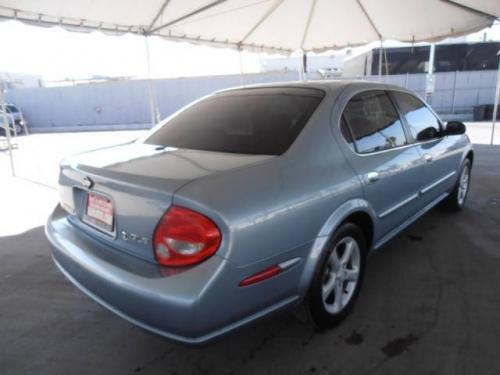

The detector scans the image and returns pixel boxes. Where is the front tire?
[442,158,471,211]
[308,223,366,329]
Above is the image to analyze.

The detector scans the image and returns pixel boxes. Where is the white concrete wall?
[5,70,498,132]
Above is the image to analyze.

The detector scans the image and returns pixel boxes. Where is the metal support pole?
[298,50,306,81]
[426,43,436,104]
[0,80,15,176]
[490,51,500,145]
[428,44,435,76]
[383,47,389,76]
[238,49,244,86]
[144,35,161,127]
[451,70,458,114]
[378,39,383,78]
[302,52,307,81]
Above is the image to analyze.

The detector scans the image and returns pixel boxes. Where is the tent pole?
[428,43,435,76]
[303,52,307,81]
[144,35,160,127]
[378,39,383,78]
[384,47,389,75]
[238,48,244,86]
[425,44,436,104]
[490,50,500,145]
[0,80,15,176]
[299,50,306,81]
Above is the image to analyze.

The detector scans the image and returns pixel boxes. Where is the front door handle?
[366,171,380,183]
[423,154,433,163]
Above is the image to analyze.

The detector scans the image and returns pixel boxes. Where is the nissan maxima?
[46,81,472,344]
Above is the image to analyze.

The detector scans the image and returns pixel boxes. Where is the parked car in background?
[0,104,27,136]
[46,81,472,345]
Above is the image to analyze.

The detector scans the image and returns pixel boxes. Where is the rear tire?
[441,158,471,212]
[15,124,23,136]
[308,223,366,329]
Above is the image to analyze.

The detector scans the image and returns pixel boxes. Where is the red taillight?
[153,205,221,267]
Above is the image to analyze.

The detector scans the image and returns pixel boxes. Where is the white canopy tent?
[0,0,498,53]
[0,0,499,175]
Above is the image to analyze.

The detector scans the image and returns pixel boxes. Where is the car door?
[390,91,463,205]
[340,90,426,239]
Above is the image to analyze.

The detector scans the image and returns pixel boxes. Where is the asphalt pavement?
[1,144,500,375]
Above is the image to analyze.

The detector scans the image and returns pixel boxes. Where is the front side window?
[342,90,407,154]
[144,88,324,155]
[392,91,441,142]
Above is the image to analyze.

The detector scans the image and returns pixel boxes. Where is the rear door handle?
[366,171,380,183]
[423,154,433,163]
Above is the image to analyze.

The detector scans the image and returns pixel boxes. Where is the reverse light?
[154,205,221,267]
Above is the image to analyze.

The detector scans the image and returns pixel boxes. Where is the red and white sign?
[86,192,114,232]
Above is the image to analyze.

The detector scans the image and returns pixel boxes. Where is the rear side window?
[342,90,407,154]
[392,91,441,141]
[145,88,324,155]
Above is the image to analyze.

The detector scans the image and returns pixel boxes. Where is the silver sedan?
[46,81,472,344]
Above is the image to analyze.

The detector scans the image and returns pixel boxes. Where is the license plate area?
[83,192,114,234]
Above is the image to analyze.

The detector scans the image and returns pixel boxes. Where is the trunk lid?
[58,142,273,261]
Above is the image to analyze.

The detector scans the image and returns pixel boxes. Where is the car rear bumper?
[46,204,302,345]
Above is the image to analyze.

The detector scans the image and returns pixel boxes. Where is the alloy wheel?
[321,236,361,314]
[457,164,470,206]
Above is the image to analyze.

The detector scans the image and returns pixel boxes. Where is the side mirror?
[416,126,439,142]
[444,121,466,136]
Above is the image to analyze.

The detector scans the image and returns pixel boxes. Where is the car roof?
[215,79,413,96]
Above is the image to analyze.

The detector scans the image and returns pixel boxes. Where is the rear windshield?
[144,88,324,155]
